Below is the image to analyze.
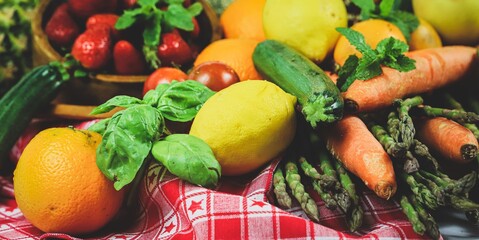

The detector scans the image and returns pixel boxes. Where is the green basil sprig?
[89,80,218,190]
[152,134,221,188]
[97,105,164,190]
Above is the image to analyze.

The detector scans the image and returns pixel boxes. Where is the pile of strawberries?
[44,0,200,75]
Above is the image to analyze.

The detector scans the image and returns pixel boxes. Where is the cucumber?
[0,64,68,162]
[253,40,344,127]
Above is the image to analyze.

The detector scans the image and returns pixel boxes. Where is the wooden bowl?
[32,0,221,119]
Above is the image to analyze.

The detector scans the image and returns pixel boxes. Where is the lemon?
[262,0,347,62]
[412,0,479,45]
[189,80,297,176]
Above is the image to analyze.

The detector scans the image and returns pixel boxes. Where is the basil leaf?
[187,2,203,17]
[143,10,163,46]
[96,105,164,190]
[90,95,143,115]
[165,4,195,31]
[151,134,221,188]
[156,80,215,122]
[143,82,172,106]
[88,118,111,135]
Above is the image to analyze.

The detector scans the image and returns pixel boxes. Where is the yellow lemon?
[262,0,348,62]
[189,80,297,176]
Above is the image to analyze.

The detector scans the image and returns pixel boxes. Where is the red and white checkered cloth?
[0,119,437,239]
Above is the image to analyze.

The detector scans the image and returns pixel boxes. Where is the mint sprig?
[336,27,416,92]
[115,0,203,69]
[351,0,419,41]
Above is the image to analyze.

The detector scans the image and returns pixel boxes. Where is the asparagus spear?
[387,111,401,143]
[411,105,479,124]
[365,119,408,159]
[401,172,440,210]
[446,194,479,211]
[316,149,352,213]
[297,156,336,189]
[408,194,440,240]
[465,210,479,224]
[273,167,293,209]
[394,96,424,148]
[285,160,320,222]
[412,139,439,170]
[334,159,364,232]
[412,172,445,206]
[404,151,420,173]
[420,170,477,196]
[298,157,338,210]
[400,195,426,235]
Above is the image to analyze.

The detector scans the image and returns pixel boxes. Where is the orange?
[220,0,266,41]
[194,39,263,81]
[333,19,407,65]
[13,127,125,235]
[409,18,443,51]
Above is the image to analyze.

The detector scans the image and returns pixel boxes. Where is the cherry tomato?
[188,61,240,91]
[143,67,187,95]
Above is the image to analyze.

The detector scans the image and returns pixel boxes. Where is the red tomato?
[187,61,240,91]
[143,67,188,95]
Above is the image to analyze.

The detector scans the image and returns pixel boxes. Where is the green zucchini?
[0,63,68,162]
[253,40,344,127]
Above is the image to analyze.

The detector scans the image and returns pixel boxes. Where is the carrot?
[415,117,479,163]
[323,115,397,199]
[328,46,477,112]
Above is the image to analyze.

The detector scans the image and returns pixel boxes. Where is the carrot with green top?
[328,46,477,112]
[415,117,479,163]
[323,115,397,199]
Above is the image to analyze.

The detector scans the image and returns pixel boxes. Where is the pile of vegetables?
[1,0,479,238]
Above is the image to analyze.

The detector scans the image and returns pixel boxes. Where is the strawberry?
[157,32,193,67]
[120,0,137,10]
[67,0,117,19]
[191,17,200,39]
[44,3,79,47]
[71,24,112,71]
[113,40,146,75]
[86,14,120,40]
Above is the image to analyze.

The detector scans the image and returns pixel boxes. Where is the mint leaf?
[143,10,163,46]
[138,0,158,7]
[336,28,416,92]
[385,55,416,71]
[187,2,203,16]
[379,0,394,16]
[337,55,360,92]
[165,0,184,4]
[165,4,195,31]
[351,0,375,19]
[336,27,376,59]
[355,58,382,80]
[115,8,144,30]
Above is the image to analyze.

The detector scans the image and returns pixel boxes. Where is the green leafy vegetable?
[95,105,164,190]
[335,27,416,92]
[115,0,203,68]
[151,134,221,188]
[90,95,143,115]
[153,80,215,122]
[88,80,216,190]
[351,0,419,40]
